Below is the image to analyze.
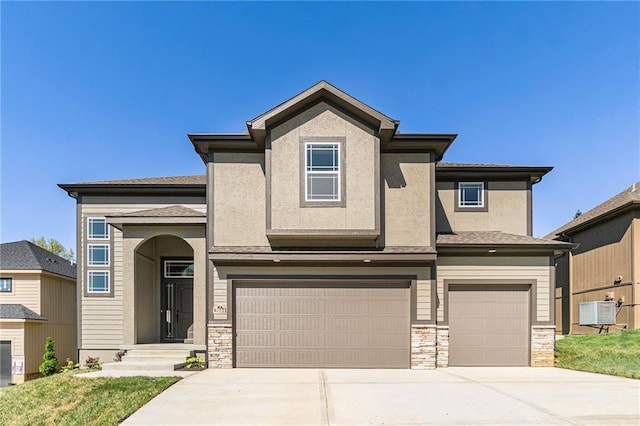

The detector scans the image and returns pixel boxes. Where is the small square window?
[88,245,109,266]
[0,278,12,292]
[88,271,109,293]
[88,218,109,239]
[459,182,484,207]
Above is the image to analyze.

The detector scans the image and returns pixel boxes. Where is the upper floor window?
[0,278,12,292]
[305,142,340,201]
[458,182,484,207]
[88,217,109,239]
[88,244,109,266]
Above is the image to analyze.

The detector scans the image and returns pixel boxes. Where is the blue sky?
[1,1,638,253]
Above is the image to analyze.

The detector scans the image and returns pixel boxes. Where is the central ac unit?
[578,301,616,325]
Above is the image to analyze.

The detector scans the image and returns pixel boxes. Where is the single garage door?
[235,282,410,368]
[448,284,530,366]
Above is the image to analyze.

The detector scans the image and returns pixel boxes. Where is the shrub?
[60,358,80,372]
[185,356,205,369]
[85,356,102,370]
[39,337,58,376]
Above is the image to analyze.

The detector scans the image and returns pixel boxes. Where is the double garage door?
[235,282,410,368]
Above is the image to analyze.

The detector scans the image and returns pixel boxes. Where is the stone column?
[531,325,556,367]
[207,323,233,368]
[436,326,449,368]
[411,325,437,369]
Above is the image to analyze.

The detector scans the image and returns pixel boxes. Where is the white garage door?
[235,282,410,368]
[448,284,530,366]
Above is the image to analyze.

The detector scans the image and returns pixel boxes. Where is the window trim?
[87,217,110,240]
[164,260,194,278]
[0,277,12,293]
[87,244,110,266]
[455,181,489,212]
[299,137,346,208]
[87,270,110,294]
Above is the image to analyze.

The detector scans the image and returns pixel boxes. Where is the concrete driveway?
[123,368,640,425]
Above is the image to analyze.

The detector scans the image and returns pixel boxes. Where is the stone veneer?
[436,326,449,368]
[411,325,437,369]
[531,325,556,367]
[207,323,233,368]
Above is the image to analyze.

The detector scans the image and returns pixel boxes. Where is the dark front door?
[0,341,11,387]
[161,259,194,342]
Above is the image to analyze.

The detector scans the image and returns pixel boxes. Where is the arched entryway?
[135,235,194,344]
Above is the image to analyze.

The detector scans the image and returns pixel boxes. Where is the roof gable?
[547,182,640,238]
[0,240,76,279]
[247,81,399,146]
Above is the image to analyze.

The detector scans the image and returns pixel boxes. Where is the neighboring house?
[0,241,77,385]
[547,183,640,334]
[59,81,571,369]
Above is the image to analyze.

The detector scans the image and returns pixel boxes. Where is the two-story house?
[0,241,77,385]
[59,81,572,369]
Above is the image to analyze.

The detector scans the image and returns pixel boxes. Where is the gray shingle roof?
[63,175,206,185]
[0,304,47,321]
[546,182,640,238]
[437,162,532,168]
[0,241,76,279]
[437,231,572,248]
[113,205,205,218]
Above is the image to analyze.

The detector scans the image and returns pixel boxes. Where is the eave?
[384,134,457,160]
[436,166,553,184]
[58,183,206,197]
[558,201,640,238]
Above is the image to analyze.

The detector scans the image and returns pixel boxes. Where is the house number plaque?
[213,304,227,314]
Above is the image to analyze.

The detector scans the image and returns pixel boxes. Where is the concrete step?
[118,357,188,364]
[102,361,184,372]
[124,351,193,358]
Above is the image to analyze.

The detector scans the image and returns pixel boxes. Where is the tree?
[39,337,58,376]
[30,237,74,261]
[573,210,583,219]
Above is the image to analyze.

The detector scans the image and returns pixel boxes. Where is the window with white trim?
[88,244,109,266]
[458,182,484,207]
[164,260,194,278]
[88,217,109,239]
[305,142,340,201]
[0,278,12,292]
[88,271,109,293]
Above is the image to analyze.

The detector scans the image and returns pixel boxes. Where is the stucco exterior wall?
[212,153,268,247]
[269,102,377,232]
[381,153,432,247]
[122,225,206,346]
[436,181,528,235]
[436,256,553,323]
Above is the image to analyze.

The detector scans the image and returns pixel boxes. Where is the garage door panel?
[235,283,410,368]
[449,284,530,367]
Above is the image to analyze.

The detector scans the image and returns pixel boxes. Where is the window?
[88,244,109,266]
[305,142,340,201]
[88,218,109,239]
[0,278,12,292]
[164,260,194,278]
[458,182,484,207]
[88,271,109,293]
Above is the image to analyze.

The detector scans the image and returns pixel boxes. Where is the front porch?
[101,343,207,373]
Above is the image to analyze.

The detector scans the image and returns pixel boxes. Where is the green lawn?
[0,372,180,425]
[555,329,640,379]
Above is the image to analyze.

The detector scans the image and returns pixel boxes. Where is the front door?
[0,341,11,387]
[161,259,194,342]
